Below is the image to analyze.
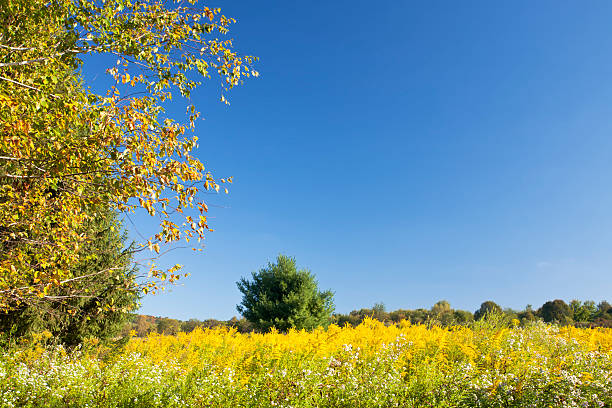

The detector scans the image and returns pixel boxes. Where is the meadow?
[1,318,611,408]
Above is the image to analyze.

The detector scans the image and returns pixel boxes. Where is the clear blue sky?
[90,1,612,320]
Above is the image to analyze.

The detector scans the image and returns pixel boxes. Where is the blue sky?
[89,1,612,319]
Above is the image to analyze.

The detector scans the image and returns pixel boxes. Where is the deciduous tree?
[0,0,257,310]
[474,301,502,320]
[539,299,573,325]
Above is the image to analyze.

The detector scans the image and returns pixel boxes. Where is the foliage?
[517,304,537,324]
[570,300,597,323]
[336,301,475,328]
[335,299,610,330]
[155,317,181,335]
[598,301,612,317]
[122,314,253,337]
[371,302,387,320]
[453,309,474,324]
[180,318,204,333]
[1,318,612,407]
[179,318,226,333]
[122,298,612,339]
[0,0,257,310]
[0,207,139,345]
[128,314,156,337]
[236,255,335,332]
[474,300,502,320]
[431,299,451,315]
[539,299,573,325]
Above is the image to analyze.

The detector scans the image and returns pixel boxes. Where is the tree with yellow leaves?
[0,0,257,311]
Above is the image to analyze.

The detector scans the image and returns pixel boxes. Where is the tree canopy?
[474,301,502,321]
[539,299,573,325]
[236,255,335,332]
[0,0,257,311]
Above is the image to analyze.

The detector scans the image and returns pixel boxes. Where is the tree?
[180,318,203,333]
[570,300,597,323]
[0,0,257,311]
[0,207,139,345]
[388,309,411,324]
[334,312,363,327]
[539,299,573,325]
[597,301,612,317]
[131,315,157,337]
[371,302,389,321]
[453,310,474,324]
[518,304,537,324]
[503,307,519,321]
[594,301,612,327]
[430,300,453,326]
[236,255,335,332]
[227,316,254,333]
[431,300,451,315]
[474,301,502,320]
[156,317,181,335]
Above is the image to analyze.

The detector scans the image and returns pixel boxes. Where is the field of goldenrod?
[1,318,611,407]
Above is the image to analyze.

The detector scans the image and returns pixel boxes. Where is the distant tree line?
[123,298,612,337]
[122,314,255,337]
[333,300,474,328]
[333,299,612,329]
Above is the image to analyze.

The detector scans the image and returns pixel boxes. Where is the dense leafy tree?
[593,301,612,327]
[474,301,502,320]
[180,318,203,333]
[372,302,388,321]
[407,309,432,325]
[156,317,181,335]
[388,309,411,324]
[0,0,257,311]
[517,305,537,324]
[570,300,597,323]
[503,308,520,322]
[335,304,391,327]
[431,300,451,315]
[132,315,158,337]
[236,255,335,332]
[539,299,573,325]
[597,301,612,316]
[227,316,254,333]
[453,310,474,324]
[334,313,362,327]
[430,300,453,325]
[0,207,139,345]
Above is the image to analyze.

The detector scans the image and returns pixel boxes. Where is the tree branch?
[0,74,41,91]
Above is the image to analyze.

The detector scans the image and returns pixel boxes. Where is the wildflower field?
[1,319,611,408]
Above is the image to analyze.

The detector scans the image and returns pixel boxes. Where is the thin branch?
[0,74,41,92]
[0,46,103,68]
[0,44,36,51]
[0,266,124,294]
[1,173,40,179]
[0,57,50,68]
[43,294,96,299]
